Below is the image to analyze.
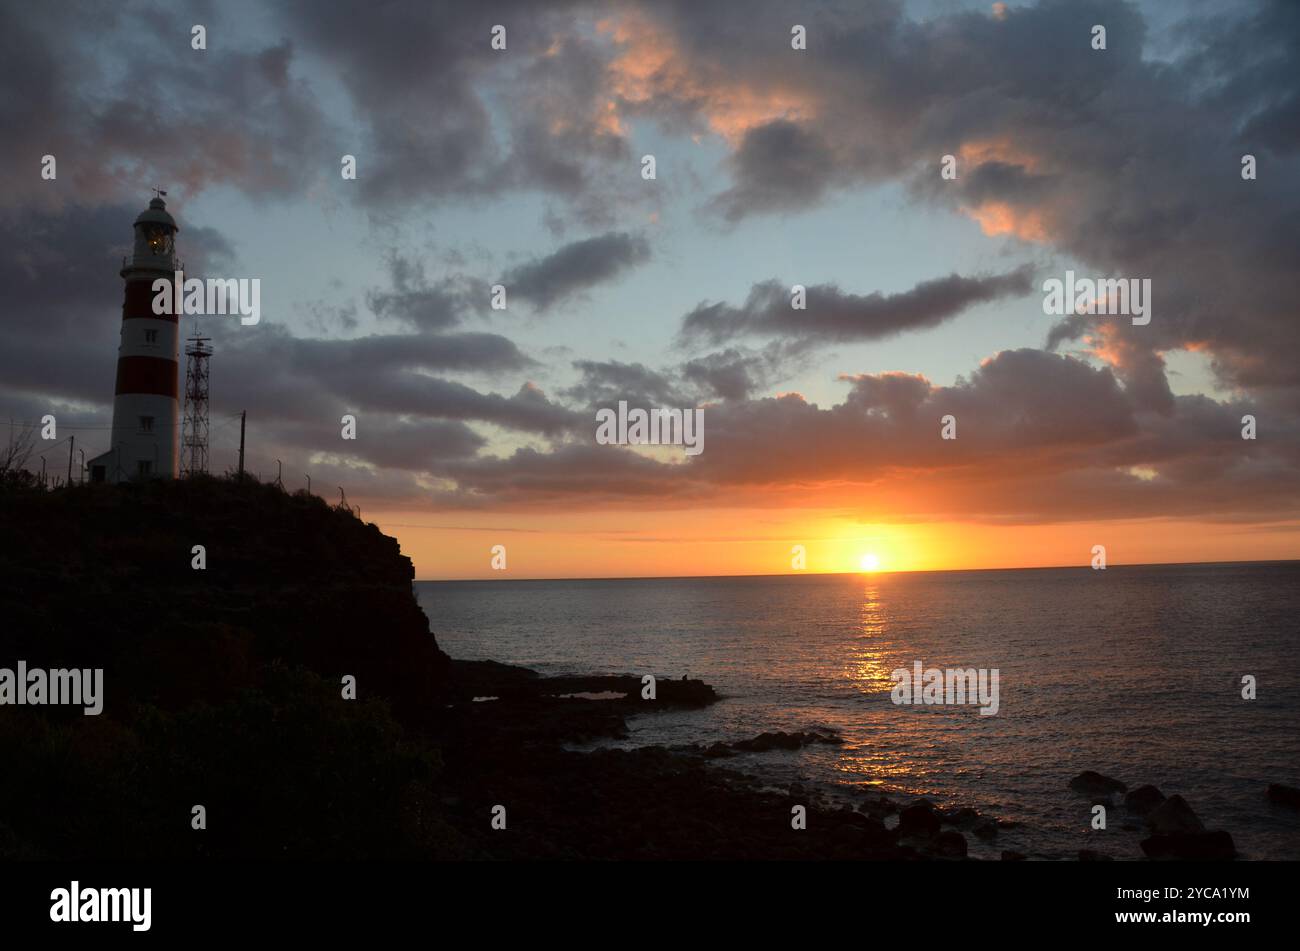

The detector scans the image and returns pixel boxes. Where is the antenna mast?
[182,326,211,477]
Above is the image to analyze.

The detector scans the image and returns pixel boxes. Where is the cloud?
[0,4,334,210]
[680,268,1035,345]
[366,254,488,332]
[273,0,648,225]
[427,347,1299,526]
[367,232,652,332]
[560,359,687,409]
[209,328,573,436]
[679,349,764,402]
[680,342,814,401]
[504,232,651,310]
[707,120,841,220]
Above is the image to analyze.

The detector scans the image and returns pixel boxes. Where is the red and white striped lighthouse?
[87,195,180,483]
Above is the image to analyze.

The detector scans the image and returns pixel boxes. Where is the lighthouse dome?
[134,196,178,232]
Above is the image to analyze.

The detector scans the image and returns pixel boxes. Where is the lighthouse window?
[144,329,158,344]
[137,460,152,476]
[139,416,154,433]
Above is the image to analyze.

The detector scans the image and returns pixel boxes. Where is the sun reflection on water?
[837,578,921,784]
[843,579,898,694]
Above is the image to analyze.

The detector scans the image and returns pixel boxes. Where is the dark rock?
[1069,771,1127,796]
[1267,783,1300,810]
[733,731,802,752]
[730,730,843,753]
[972,818,999,841]
[1078,849,1112,861]
[860,795,898,818]
[932,830,968,858]
[1146,794,1204,835]
[1141,830,1236,861]
[898,802,942,839]
[846,812,889,836]
[1001,850,1027,861]
[946,807,981,827]
[1124,784,1166,816]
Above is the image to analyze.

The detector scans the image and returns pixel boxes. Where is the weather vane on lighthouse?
[152,186,168,199]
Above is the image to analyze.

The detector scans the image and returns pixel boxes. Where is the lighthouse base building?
[87,197,181,483]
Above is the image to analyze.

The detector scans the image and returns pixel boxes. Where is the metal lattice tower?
[182,332,212,476]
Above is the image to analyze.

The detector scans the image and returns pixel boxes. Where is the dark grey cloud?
[0,3,334,209]
[680,268,1035,345]
[427,347,1300,523]
[368,233,652,332]
[438,444,706,508]
[707,120,842,221]
[503,232,651,311]
[266,416,486,473]
[680,341,813,401]
[366,254,488,332]
[680,349,762,402]
[209,328,573,436]
[0,0,644,225]
[560,342,814,411]
[560,359,687,409]
[272,0,645,224]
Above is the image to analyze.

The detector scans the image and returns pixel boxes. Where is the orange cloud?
[962,200,1050,242]
[597,13,813,143]
[958,138,1044,174]
[1083,322,1155,372]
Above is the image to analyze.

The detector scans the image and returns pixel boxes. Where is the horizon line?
[415,557,1300,584]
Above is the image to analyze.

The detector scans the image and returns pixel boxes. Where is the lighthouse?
[86,195,181,483]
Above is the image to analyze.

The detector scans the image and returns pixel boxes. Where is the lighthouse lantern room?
[86,194,181,483]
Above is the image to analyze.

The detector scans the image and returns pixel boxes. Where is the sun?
[859,552,881,572]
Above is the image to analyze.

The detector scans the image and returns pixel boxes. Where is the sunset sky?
[3,0,1298,578]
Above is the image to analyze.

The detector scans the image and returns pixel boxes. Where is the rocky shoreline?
[436,661,1288,861]
[433,660,1008,860]
[434,661,915,859]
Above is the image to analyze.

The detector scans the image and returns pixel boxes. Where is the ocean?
[417,563,1300,859]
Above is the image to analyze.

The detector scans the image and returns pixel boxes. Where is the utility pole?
[67,435,74,485]
[237,410,246,478]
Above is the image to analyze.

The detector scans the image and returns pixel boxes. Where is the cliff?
[0,475,462,859]
[0,475,451,717]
